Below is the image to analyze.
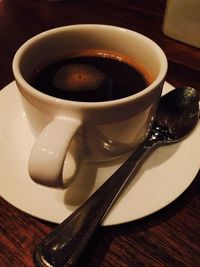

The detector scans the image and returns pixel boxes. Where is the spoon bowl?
[154,86,199,143]
[34,86,199,267]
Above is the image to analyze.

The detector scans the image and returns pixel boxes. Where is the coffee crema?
[30,50,152,102]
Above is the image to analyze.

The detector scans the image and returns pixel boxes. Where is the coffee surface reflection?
[31,50,150,102]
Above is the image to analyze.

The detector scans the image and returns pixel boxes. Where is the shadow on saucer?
[120,142,181,196]
[63,162,97,208]
[63,141,181,211]
[63,155,128,209]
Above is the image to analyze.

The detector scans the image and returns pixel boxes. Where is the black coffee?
[31,51,150,102]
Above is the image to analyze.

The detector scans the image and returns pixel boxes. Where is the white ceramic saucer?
[0,82,200,226]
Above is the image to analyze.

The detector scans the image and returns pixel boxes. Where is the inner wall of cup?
[18,26,162,86]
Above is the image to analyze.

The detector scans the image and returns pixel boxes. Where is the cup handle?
[28,117,82,188]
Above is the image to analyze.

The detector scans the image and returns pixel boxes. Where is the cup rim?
[13,24,168,108]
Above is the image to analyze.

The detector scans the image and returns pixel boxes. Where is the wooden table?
[0,1,200,266]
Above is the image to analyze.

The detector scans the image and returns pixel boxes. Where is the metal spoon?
[34,86,199,267]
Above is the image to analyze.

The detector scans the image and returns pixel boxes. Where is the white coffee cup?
[13,24,167,188]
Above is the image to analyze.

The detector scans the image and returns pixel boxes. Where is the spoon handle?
[34,138,155,267]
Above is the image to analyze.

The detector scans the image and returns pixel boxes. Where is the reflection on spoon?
[34,86,199,267]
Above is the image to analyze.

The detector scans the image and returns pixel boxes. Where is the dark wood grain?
[0,1,199,266]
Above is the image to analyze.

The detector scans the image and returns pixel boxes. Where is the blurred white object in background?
[163,0,200,48]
